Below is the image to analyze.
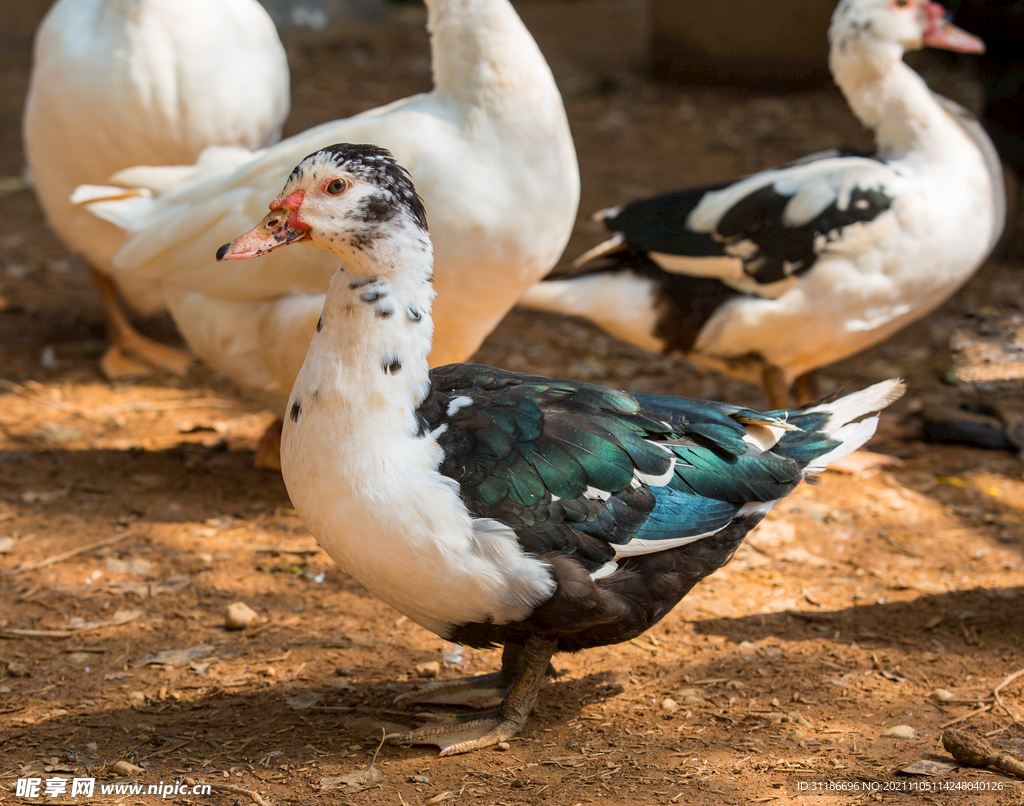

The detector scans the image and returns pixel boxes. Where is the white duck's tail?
[70,144,258,233]
[70,184,155,232]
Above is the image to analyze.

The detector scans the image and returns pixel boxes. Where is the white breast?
[280,267,555,638]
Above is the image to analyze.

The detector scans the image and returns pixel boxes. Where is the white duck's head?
[829,0,984,57]
[217,143,429,274]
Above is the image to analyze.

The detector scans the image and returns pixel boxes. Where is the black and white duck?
[519,0,1003,409]
[218,144,904,756]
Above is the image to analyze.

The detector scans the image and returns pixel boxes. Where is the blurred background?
[0,0,1021,397]
[1,3,1023,800]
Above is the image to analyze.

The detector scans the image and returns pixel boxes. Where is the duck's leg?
[792,372,819,406]
[254,418,285,471]
[392,642,538,711]
[761,364,793,410]
[91,268,194,379]
[386,635,557,756]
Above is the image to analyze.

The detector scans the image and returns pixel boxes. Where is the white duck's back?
[84,0,579,410]
[24,0,289,309]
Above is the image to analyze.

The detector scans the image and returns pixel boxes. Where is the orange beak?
[216,191,311,261]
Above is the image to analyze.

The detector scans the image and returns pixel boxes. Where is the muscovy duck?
[24,0,289,378]
[76,0,579,464]
[519,0,1003,409]
[217,143,904,755]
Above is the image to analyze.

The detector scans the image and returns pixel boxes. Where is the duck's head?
[830,0,984,56]
[217,143,428,264]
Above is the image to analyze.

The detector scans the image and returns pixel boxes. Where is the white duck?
[78,0,580,463]
[218,143,903,755]
[519,0,1004,409]
[24,0,290,378]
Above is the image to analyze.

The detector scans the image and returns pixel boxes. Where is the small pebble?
[4,661,30,678]
[931,688,956,702]
[415,661,441,679]
[225,601,258,630]
[678,687,705,702]
[882,725,917,740]
[495,742,511,751]
[660,697,679,712]
[408,775,429,784]
[111,760,144,776]
[128,691,146,705]
[330,677,354,691]
[39,346,58,370]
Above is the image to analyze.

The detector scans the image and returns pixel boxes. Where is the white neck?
[427,0,554,110]
[295,220,436,439]
[829,35,963,160]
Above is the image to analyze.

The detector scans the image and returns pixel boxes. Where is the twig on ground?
[0,628,72,639]
[4,531,134,576]
[938,704,992,729]
[993,668,1024,724]
[0,378,106,423]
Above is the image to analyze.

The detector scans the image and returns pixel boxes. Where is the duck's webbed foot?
[386,635,557,756]
[393,669,509,710]
[254,418,284,471]
[392,641,549,710]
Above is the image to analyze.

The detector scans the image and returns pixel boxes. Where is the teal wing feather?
[420,364,826,573]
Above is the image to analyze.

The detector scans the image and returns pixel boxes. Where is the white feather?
[447,396,473,417]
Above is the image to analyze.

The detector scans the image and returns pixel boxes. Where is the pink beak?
[217,190,311,261]
[922,2,985,53]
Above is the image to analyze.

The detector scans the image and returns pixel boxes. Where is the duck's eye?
[325,178,348,195]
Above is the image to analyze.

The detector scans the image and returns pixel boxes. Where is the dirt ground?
[2,8,1024,806]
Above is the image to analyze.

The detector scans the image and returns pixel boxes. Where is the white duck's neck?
[830,36,962,161]
[293,220,436,439]
[427,0,553,110]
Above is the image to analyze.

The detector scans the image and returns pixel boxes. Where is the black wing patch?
[589,150,892,285]
[713,184,893,283]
